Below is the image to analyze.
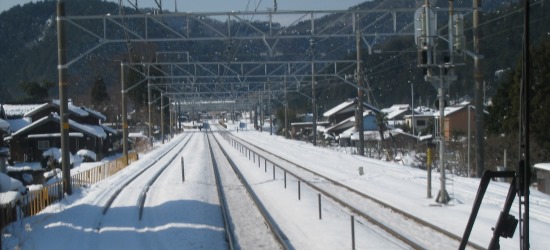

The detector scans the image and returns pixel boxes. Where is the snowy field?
[2,122,549,249]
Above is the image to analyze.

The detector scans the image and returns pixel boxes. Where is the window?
[37,140,50,150]
[416,120,426,126]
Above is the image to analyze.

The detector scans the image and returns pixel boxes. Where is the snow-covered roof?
[24,100,89,118]
[71,124,106,139]
[9,114,107,139]
[323,99,355,117]
[80,107,106,121]
[325,111,375,134]
[534,163,550,172]
[6,118,31,133]
[323,99,380,117]
[27,132,84,138]
[100,124,117,135]
[381,104,412,120]
[2,104,42,117]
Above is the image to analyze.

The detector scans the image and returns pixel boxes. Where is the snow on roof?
[100,124,117,135]
[27,132,84,138]
[381,104,411,120]
[9,115,106,139]
[534,163,550,172]
[323,99,381,118]
[2,104,42,117]
[71,124,106,139]
[53,99,89,117]
[24,100,91,118]
[80,107,106,121]
[6,118,31,133]
[325,117,354,133]
[323,99,355,117]
[325,111,375,134]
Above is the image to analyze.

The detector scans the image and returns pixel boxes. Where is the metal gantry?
[56,2,473,193]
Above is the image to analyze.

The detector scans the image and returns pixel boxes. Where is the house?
[3,100,117,163]
[324,111,378,135]
[323,98,381,127]
[1,105,9,149]
[381,104,418,127]
[403,106,437,134]
[534,163,550,195]
[434,101,486,140]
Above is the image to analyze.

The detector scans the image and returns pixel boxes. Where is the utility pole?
[269,80,272,136]
[311,38,317,146]
[356,28,365,156]
[411,81,415,137]
[520,0,531,248]
[121,62,129,165]
[473,0,485,178]
[284,75,288,139]
[57,0,71,195]
[161,93,164,144]
[147,65,153,145]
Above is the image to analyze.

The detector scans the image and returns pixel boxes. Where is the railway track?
[97,132,193,227]
[206,128,288,249]
[216,124,484,249]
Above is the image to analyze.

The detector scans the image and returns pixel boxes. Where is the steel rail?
[220,128,484,250]
[206,128,290,250]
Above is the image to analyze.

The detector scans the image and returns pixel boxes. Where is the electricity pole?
[356,28,365,156]
[473,0,485,178]
[57,0,72,195]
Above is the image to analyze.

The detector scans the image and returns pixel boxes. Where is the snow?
[1,122,549,249]
[323,99,354,117]
[5,118,31,133]
[534,163,550,172]
[76,149,97,161]
[80,106,106,121]
[0,173,24,193]
[43,147,76,165]
[0,191,21,206]
[2,104,42,117]
[7,162,42,172]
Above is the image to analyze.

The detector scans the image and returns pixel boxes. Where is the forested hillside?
[0,0,544,113]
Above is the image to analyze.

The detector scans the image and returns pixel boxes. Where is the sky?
[2,118,549,249]
[0,0,369,14]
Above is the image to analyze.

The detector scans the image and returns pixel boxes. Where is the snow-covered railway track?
[98,133,193,223]
[206,129,288,249]
[218,128,484,250]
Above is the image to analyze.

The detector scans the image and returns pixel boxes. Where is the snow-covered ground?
[1,122,549,249]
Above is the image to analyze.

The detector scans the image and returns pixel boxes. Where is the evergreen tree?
[90,75,109,106]
[487,40,550,164]
[19,80,54,102]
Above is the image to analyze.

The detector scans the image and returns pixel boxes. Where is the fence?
[1,152,138,230]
